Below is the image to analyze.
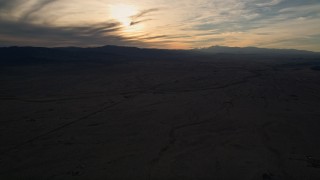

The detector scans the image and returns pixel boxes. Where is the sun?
[109,4,138,27]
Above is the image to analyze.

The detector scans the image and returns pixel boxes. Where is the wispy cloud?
[256,0,283,7]
[0,0,319,51]
[131,8,159,20]
[130,8,159,26]
[19,0,57,22]
[0,0,157,47]
[0,18,138,47]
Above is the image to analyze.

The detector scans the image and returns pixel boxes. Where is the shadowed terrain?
[0,46,320,179]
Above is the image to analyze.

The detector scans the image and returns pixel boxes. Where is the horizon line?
[1,44,319,53]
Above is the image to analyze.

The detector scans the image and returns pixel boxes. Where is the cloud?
[0,0,18,9]
[0,18,148,47]
[130,19,152,26]
[0,0,319,51]
[0,0,158,47]
[130,8,159,26]
[20,0,57,22]
[279,3,320,16]
[140,35,168,40]
[255,0,283,7]
[131,8,159,19]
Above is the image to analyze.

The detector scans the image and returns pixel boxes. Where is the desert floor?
[1,56,320,179]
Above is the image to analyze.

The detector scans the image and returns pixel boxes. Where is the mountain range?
[0,45,319,66]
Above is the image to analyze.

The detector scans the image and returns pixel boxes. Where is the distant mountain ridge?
[0,45,319,66]
[0,45,191,66]
[196,46,317,55]
[1,45,318,55]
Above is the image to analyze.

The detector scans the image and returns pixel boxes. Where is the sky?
[0,0,319,51]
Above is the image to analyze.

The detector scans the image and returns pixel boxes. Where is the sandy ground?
[1,56,320,179]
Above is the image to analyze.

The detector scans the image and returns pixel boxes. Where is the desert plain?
[1,50,320,180]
